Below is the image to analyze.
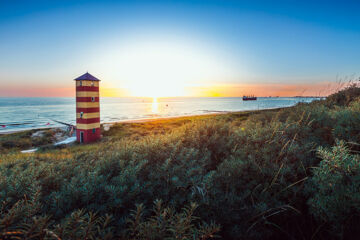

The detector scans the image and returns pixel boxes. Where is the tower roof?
[74,72,101,81]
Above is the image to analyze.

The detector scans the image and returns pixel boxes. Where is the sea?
[0,97,320,133]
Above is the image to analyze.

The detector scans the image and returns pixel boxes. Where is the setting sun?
[1,1,360,238]
[97,39,237,97]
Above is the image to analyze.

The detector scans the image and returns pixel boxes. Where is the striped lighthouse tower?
[74,72,101,143]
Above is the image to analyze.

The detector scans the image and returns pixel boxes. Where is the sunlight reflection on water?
[0,97,320,133]
[151,97,159,114]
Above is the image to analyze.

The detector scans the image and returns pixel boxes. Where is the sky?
[0,0,359,97]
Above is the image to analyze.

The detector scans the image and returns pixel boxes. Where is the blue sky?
[0,0,359,96]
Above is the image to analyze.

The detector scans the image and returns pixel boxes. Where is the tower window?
[91,97,95,102]
[91,81,94,86]
[92,128,96,134]
[80,112,83,118]
[80,80,82,86]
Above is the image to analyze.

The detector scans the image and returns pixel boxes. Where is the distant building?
[74,72,101,143]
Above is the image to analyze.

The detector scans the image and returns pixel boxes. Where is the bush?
[126,200,220,240]
[0,196,219,240]
[324,82,360,107]
[309,141,360,238]
[0,86,360,239]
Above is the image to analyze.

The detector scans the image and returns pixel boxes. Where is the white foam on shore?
[54,136,76,146]
[21,136,77,153]
[21,148,38,153]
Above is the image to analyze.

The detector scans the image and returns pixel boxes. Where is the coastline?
[0,107,286,135]
[0,112,231,135]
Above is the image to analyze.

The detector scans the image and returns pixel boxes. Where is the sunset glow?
[0,1,359,97]
[97,40,237,98]
[1,2,359,238]
[151,97,159,114]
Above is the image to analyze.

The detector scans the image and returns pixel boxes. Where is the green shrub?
[0,193,219,240]
[309,141,360,238]
[126,200,220,240]
[0,86,360,239]
[324,83,360,107]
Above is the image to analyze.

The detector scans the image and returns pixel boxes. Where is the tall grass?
[0,85,359,239]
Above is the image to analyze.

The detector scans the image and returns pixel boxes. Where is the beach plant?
[0,86,359,239]
[308,141,360,239]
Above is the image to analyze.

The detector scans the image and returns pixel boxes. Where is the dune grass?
[0,85,359,239]
[0,128,64,154]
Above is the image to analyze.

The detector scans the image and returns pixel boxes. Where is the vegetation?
[0,128,64,154]
[0,85,359,239]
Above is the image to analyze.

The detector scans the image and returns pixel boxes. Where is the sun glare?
[151,97,159,114]
[98,39,237,97]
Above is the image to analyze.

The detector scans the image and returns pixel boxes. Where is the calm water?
[0,97,319,133]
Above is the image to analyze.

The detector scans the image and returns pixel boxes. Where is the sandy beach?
[0,107,290,135]
[0,111,233,135]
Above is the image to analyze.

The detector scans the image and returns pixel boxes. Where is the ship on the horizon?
[243,95,257,101]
